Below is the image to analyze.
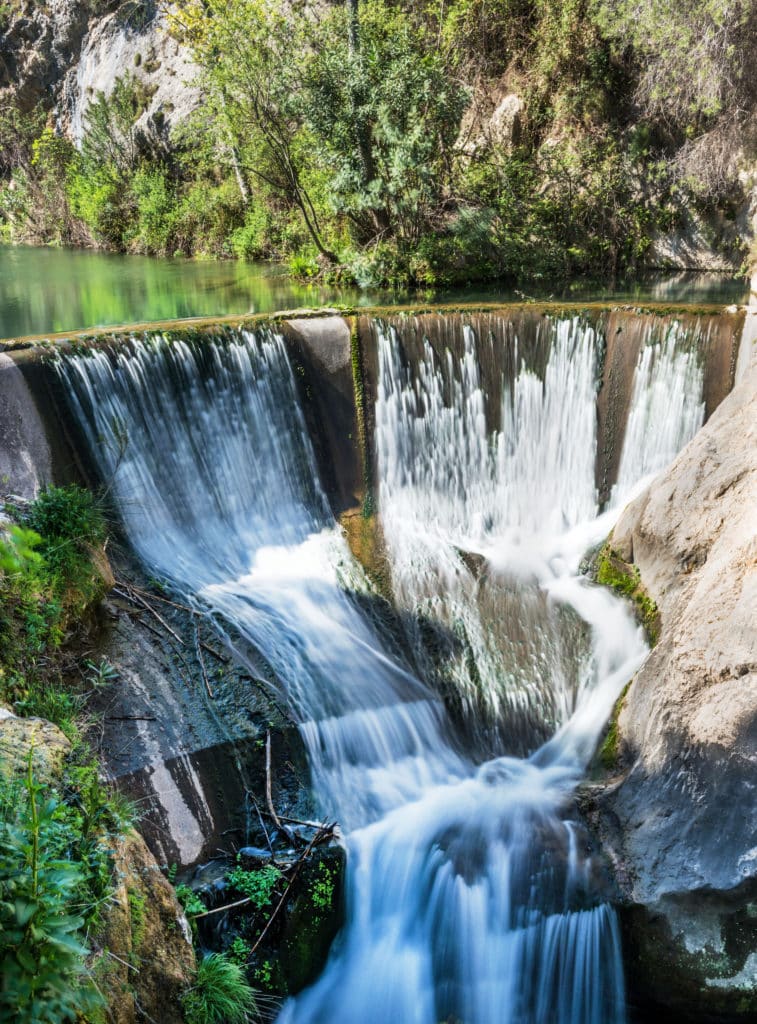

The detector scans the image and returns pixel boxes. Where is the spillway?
[58,309,712,1023]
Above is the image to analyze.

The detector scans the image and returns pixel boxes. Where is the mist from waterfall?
[60,316,707,1024]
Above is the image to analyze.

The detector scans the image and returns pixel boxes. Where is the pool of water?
[0,243,750,339]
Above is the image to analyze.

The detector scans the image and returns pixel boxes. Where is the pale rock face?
[62,7,200,145]
[597,351,757,1016]
[0,2,198,142]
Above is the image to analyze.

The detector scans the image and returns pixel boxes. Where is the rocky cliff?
[0,1,197,138]
[590,326,757,1020]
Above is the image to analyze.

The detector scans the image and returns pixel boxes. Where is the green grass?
[182,953,258,1024]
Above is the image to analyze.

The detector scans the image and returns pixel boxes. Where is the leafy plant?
[226,863,282,910]
[175,883,207,917]
[182,952,258,1024]
[0,754,101,1024]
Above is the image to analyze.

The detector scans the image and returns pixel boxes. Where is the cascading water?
[61,332,462,830]
[611,322,705,505]
[59,315,707,1024]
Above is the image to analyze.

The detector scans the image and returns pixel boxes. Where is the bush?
[182,953,258,1024]
[0,486,109,733]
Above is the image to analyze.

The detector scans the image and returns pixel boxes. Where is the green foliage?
[0,485,109,736]
[182,953,258,1024]
[227,863,282,910]
[0,754,102,1024]
[310,862,335,913]
[0,525,43,575]
[596,543,660,645]
[1,0,752,278]
[175,883,207,917]
[227,936,252,966]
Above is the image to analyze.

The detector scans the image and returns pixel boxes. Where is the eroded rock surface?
[594,356,757,1019]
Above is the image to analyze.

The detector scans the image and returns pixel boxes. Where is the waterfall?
[611,322,705,505]
[59,315,707,1024]
[61,332,463,830]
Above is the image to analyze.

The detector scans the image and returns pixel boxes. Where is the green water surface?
[0,243,749,339]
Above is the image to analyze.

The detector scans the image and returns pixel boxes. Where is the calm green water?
[0,243,749,339]
[0,245,381,339]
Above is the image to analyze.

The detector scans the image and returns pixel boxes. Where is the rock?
[0,713,71,785]
[0,352,52,500]
[277,845,345,993]
[62,7,200,144]
[93,829,196,1024]
[594,359,757,1019]
[0,3,198,142]
[456,82,524,157]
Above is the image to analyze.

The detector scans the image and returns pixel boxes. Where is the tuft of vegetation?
[0,485,110,736]
[182,952,258,1024]
[0,485,139,1023]
[596,681,631,772]
[596,543,660,645]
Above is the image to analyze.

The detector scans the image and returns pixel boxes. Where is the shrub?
[182,953,258,1024]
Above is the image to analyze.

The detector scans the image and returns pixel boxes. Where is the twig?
[192,894,255,919]
[106,950,139,973]
[194,621,215,699]
[247,791,276,859]
[107,715,156,721]
[265,730,282,831]
[113,586,185,646]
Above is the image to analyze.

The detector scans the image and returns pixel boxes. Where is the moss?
[349,316,373,517]
[596,543,660,645]
[597,681,631,772]
[277,848,345,994]
[4,299,737,349]
[128,885,147,950]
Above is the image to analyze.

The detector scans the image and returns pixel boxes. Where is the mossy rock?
[277,845,345,994]
[94,830,195,1024]
[595,542,660,645]
[0,712,70,785]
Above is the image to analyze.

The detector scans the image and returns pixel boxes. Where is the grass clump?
[182,953,258,1024]
[596,543,660,646]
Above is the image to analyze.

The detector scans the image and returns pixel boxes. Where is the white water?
[611,322,705,506]
[60,317,706,1023]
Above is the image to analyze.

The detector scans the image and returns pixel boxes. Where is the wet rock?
[277,845,346,993]
[594,355,757,1019]
[238,845,273,861]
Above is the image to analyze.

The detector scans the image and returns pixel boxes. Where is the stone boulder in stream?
[591,355,757,1020]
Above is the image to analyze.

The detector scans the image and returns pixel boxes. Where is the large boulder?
[591,354,757,1019]
[93,829,196,1024]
